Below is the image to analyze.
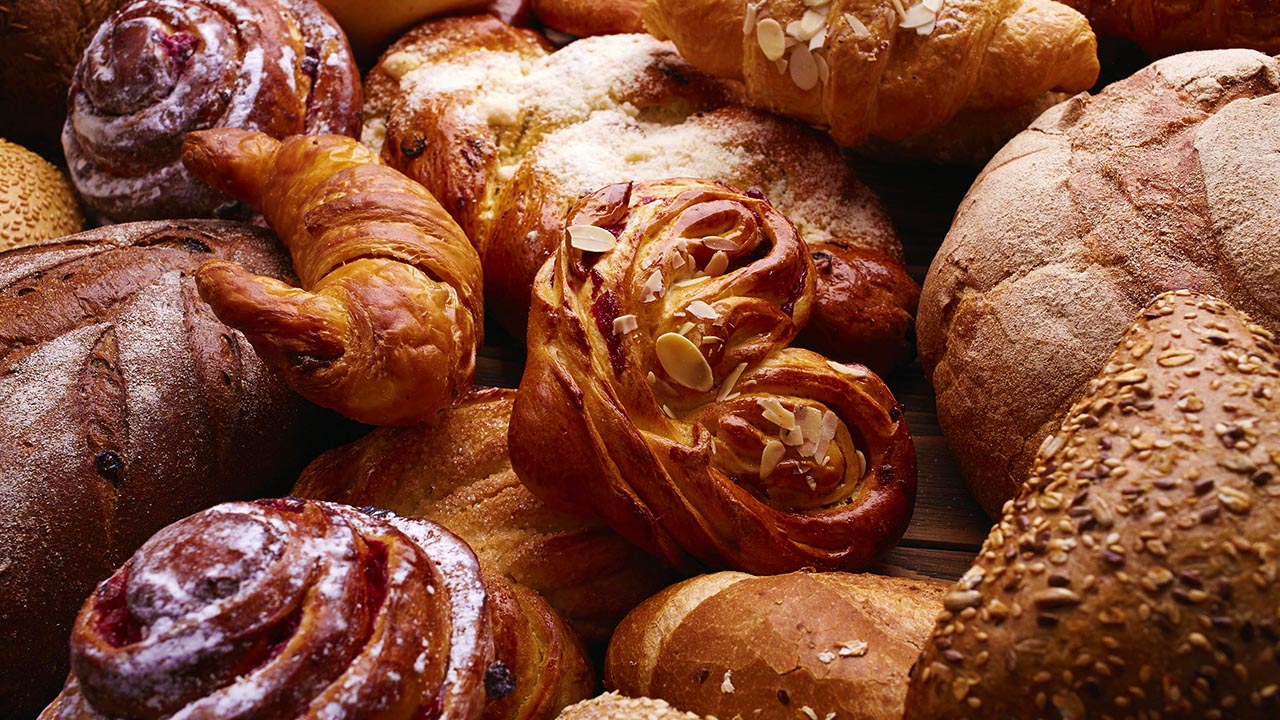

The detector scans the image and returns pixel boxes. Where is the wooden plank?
[874,546,980,584]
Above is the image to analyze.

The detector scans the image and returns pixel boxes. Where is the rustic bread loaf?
[0,220,314,718]
[919,49,1280,516]
[607,571,946,720]
[905,290,1280,718]
[1061,0,1280,57]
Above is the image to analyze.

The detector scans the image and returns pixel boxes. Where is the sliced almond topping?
[797,406,823,445]
[656,332,715,392]
[916,18,936,35]
[756,18,787,61]
[705,250,730,277]
[687,300,719,319]
[775,56,789,74]
[678,321,697,337]
[642,268,665,303]
[568,224,616,252]
[662,404,677,419]
[782,425,805,446]
[809,26,827,51]
[889,0,908,22]
[613,314,638,335]
[844,13,871,39]
[924,0,944,11]
[671,252,687,270]
[815,51,830,84]
[804,0,831,7]
[827,360,869,378]
[703,235,739,251]
[813,409,839,463]
[799,9,827,38]
[901,4,934,29]
[790,45,820,91]
[717,362,749,402]
[743,1,760,35]
[760,439,786,478]
[757,397,797,429]
[852,448,867,478]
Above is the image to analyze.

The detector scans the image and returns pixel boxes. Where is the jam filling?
[94,568,143,648]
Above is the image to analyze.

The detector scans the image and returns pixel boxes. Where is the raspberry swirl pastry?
[62,0,361,222]
[40,499,592,720]
[509,179,916,574]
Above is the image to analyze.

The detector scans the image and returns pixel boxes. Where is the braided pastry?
[182,128,484,426]
[366,16,917,376]
[62,0,361,222]
[643,0,1100,147]
[1062,0,1280,57]
[508,179,916,575]
[40,499,593,720]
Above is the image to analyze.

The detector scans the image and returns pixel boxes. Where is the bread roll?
[607,572,947,720]
[1061,0,1280,57]
[0,138,83,249]
[533,0,643,36]
[316,0,527,59]
[558,693,710,720]
[905,291,1280,718]
[0,220,315,718]
[918,49,1280,517]
[293,387,676,646]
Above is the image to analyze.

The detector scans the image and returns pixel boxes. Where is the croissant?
[181,128,484,426]
[508,179,916,575]
[1061,0,1280,57]
[293,387,677,646]
[642,0,1100,147]
[40,498,593,720]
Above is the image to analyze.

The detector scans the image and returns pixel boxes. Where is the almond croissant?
[509,179,917,575]
[643,0,1101,147]
[182,129,483,426]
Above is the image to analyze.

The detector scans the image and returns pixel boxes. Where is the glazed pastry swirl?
[62,0,360,222]
[509,179,916,574]
[40,499,593,720]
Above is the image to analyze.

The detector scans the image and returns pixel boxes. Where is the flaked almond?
[757,18,787,61]
[705,250,730,276]
[901,4,933,28]
[813,409,839,463]
[568,224,616,252]
[642,268,665,303]
[612,314,638,335]
[656,332,715,392]
[717,362,749,402]
[844,13,871,39]
[827,360,869,378]
[782,424,805,446]
[761,439,786,477]
[687,300,719,319]
[743,1,760,35]
[809,26,828,51]
[758,397,797,429]
[852,448,867,477]
[703,235,739,251]
[799,9,827,38]
[790,45,820,90]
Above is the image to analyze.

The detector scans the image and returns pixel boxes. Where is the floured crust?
[918,49,1280,517]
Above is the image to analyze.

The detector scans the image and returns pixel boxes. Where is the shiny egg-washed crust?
[905,291,1280,719]
[182,128,484,427]
[0,220,313,719]
[62,0,361,223]
[293,387,677,646]
[557,693,710,720]
[0,138,84,249]
[366,15,916,376]
[1062,0,1280,57]
[532,0,644,36]
[918,50,1280,518]
[643,0,1099,148]
[40,499,593,720]
[607,572,947,720]
[509,179,916,575]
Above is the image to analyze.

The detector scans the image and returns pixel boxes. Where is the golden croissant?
[182,129,483,426]
[509,179,916,574]
[643,0,1101,146]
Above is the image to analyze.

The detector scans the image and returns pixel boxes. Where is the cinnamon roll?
[40,499,592,720]
[509,179,917,575]
[62,0,360,222]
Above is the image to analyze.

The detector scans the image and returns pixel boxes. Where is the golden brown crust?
[918,49,1280,517]
[182,128,484,426]
[905,291,1280,718]
[0,138,83,249]
[533,0,644,36]
[367,17,915,373]
[0,220,314,719]
[292,387,677,646]
[509,179,916,574]
[606,572,947,720]
[558,693,712,720]
[1062,0,1280,57]
[644,0,1099,147]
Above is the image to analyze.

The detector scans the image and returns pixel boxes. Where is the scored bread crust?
[606,572,947,720]
[905,291,1280,718]
[365,15,917,375]
[918,49,1280,517]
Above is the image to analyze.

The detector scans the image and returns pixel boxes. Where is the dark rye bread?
[905,291,1280,719]
[0,220,314,717]
[919,49,1280,517]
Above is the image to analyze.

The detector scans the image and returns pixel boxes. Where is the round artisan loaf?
[919,49,1280,517]
[0,138,83,250]
[605,571,947,720]
[0,0,130,155]
[0,220,314,718]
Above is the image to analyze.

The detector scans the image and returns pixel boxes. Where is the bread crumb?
[721,670,735,693]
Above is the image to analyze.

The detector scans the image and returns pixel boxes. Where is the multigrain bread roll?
[0,221,314,719]
[919,49,1280,517]
[0,138,83,249]
[607,572,947,720]
[40,499,594,720]
[366,15,917,376]
[1061,0,1280,57]
[905,291,1280,718]
[293,387,676,646]
[558,693,710,720]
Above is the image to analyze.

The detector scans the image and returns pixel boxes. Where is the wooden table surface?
[474,157,995,584]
